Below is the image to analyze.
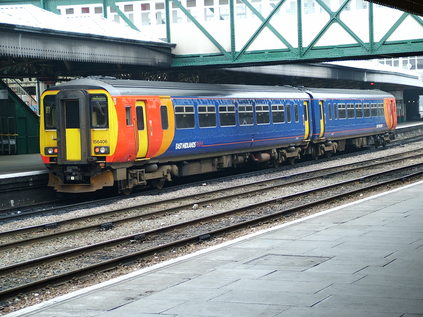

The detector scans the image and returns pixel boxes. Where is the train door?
[56,90,90,164]
[303,101,310,140]
[318,100,325,138]
[136,101,148,158]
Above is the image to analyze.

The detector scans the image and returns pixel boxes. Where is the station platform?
[0,154,46,178]
[10,180,423,317]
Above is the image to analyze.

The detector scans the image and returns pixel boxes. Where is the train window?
[371,103,378,117]
[294,104,299,122]
[198,105,216,128]
[347,103,355,118]
[256,104,270,124]
[364,103,370,117]
[338,104,346,119]
[356,103,363,118]
[43,95,57,129]
[219,105,236,126]
[90,94,108,128]
[327,103,332,120]
[175,105,195,129]
[64,100,80,128]
[286,104,292,122]
[272,104,285,123]
[239,104,253,125]
[160,106,169,130]
[125,106,132,126]
[136,106,145,130]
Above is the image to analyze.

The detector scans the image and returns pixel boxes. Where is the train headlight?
[94,146,110,155]
[45,147,58,155]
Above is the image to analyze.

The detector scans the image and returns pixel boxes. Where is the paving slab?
[11,180,423,317]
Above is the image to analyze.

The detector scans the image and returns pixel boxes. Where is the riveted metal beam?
[374,12,408,51]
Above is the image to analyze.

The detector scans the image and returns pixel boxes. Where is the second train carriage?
[39,78,396,193]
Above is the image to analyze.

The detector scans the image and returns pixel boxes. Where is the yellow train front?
[40,78,178,193]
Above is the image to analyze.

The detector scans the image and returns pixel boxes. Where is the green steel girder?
[2,0,423,68]
[171,40,423,67]
[171,0,423,67]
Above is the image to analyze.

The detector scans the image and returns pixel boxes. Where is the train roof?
[49,78,309,99]
[305,88,394,100]
[49,78,394,100]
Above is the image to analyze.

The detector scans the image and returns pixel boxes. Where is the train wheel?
[151,178,166,190]
[117,180,133,195]
[311,146,319,160]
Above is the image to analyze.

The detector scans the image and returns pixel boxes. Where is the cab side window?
[161,105,169,130]
[43,95,57,129]
[90,94,108,128]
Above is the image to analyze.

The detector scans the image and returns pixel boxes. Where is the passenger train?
[39,78,397,193]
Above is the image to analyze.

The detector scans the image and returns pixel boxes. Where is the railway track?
[1,152,423,301]
[1,149,423,248]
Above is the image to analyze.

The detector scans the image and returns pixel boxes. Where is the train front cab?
[40,88,118,192]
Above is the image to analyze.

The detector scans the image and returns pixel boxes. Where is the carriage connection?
[39,78,397,193]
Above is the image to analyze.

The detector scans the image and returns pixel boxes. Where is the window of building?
[239,104,253,125]
[94,6,103,14]
[272,104,285,123]
[219,0,229,20]
[156,11,165,24]
[347,103,355,118]
[219,104,236,126]
[161,106,169,130]
[256,104,270,124]
[141,3,151,25]
[198,105,216,128]
[236,0,247,18]
[356,103,363,118]
[124,4,133,12]
[81,7,90,14]
[304,0,315,14]
[204,0,215,20]
[90,94,108,128]
[65,8,74,14]
[175,105,195,129]
[338,103,346,119]
[172,9,183,23]
[187,0,196,7]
